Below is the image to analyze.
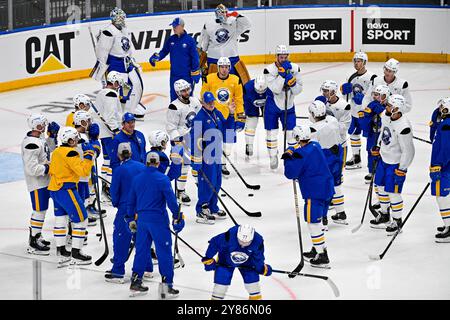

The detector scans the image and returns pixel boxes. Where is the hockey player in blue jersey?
[128,152,184,298]
[105,142,146,282]
[149,17,201,101]
[110,113,146,170]
[430,97,450,242]
[201,224,272,300]
[429,97,448,143]
[147,130,182,182]
[283,125,334,268]
[190,91,235,224]
[243,75,268,158]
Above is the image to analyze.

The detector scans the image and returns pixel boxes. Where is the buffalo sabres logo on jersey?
[230,251,249,264]
[352,83,364,95]
[253,98,266,108]
[217,88,230,104]
[137,136,143,145]
[215,28,230,44]
[121,37,130,52]
[382,127,392,145]
[185,111,196,128]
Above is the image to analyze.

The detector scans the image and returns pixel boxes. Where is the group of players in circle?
[20,4,450,299]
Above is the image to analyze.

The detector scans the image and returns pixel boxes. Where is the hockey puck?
[248,193,254,197]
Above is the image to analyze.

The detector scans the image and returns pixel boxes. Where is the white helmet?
[275,44,288,55]
[73,94,92,109]
[373,84,390,100]
[237,224,255,246]
[217,57,231,67]
[254,75,267,94]
[320,80,338,95]
[110,7,126,28]
[293,125,311,142]
[148,130,169,148]
[387,94,406,114]
[174,79,191,97]
[73,110,92,128]
[107,71,124,86]
[27,113,48,131]
[309,100,327,118]
[384,58,399,73]
[58,126,80,145]
[353,51,368,64]
[438,97,450,116]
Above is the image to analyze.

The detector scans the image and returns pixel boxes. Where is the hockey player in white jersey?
[92,71,122,201]
[309,101,347,226]
[91,7,145,118]
[197,3,251,85]
[340,51,377,170]
[22,114,53,255]
[166,79,202,205]
[370,94,415,234]
[263,45,303,169]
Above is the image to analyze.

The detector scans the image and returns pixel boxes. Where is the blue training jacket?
[110,159,146,209]
[110,129,147,170]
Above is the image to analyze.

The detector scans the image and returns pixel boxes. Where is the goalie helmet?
[215,4,228,23]
[148,130,169,148]
[73,94,92,109]
[320,80,338,95]
[73,110,92,128]
[110,7,126,29]
[217,56,231,67]
[237,224,255,246]
[353,51,368,64]
[254,75,267,94]
[275,44,288,55]
[309,100,327,118]
[384,58,399,73]
[58,126,79,145]
[107,71,124,86]
[387,94,406,114]
[293,125,311,142]
[174,79,191,97]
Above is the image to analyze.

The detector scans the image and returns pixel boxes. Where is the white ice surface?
[0,62,449,300]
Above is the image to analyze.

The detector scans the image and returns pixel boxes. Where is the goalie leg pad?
[233,59,251,86]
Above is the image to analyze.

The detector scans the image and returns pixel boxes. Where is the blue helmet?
[122,112,135,123]
[203,91,216,104]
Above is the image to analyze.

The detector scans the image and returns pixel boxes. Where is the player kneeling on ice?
[48,127,95,267]
[370,94,415,234]
[190,91,235,224]
[430,97,450,242]
[202,224,272,300]
[105,142,146,283]
[128,152,184,298]
[283,125,334,268]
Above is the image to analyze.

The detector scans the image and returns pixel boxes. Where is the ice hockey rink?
[0,62,449,300]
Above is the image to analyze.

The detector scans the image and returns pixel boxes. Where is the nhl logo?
[215,28,230,44]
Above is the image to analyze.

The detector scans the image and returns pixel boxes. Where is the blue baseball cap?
[203,92,216,104]
[169,17,184,27]
[122,112,135,123]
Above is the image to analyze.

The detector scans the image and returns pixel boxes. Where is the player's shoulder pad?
[442,124,450,131]
[106,91,117,98]
[310,127,317,133]
[402,81,409,89]
[169,103,178,111]
[400,127,411,135]
[24,143,39,150]
[263,68,270,75]
[370,74,377,81]
[345,104,351,111]
[102,30,113,37]
[66,150,80,157]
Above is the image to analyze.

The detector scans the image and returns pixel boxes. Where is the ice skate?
[345,154,362,170]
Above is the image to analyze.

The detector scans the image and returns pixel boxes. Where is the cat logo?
[25,32,76,74]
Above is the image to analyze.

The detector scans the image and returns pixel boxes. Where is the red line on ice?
[271,276,297,300]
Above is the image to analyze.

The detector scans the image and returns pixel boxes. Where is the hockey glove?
[128,220,137,233]
[201,257,217,271]
[259,264,273,276]
[430,166,441,182]
[394,168,407,186]
[357,110,365,118]
[285,73,296,87]
[47,121,60,138]
[352,93,364,105]
[172,214,185,233]
[82,143,95,161]
[235,121,245,132]
[281,61,292,72]
[88,123,100,140]
[340,82,353,95]
[370,146,380,158]
[315,95,327,104]
[191,69,201,84]
[367,100,385,115]
[149,53,160,67]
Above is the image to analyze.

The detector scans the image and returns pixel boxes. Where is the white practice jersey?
[363,76,412,113]
[346,69,377,117]
[326,96,351,145]
[95,24,133,64]
[166,97,202,141]
[310,116,341,149]
[76,133,90,183]
[264,62,303,111]
[93,88,122,139]
[198,15,251,59]
[378,112,415,170]
[21,133,51,192]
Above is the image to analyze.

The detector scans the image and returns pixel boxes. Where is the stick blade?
[351,223,363,234]
[368,254,381,261]
[249,185,261,190]
[246,211,262,217]
[287,261,304,278]
[95,250,109,266]
[326,278,341,298]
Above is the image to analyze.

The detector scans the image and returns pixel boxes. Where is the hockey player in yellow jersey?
[201,56,244,175]
[48,126,95,267]
[65,94,93,127]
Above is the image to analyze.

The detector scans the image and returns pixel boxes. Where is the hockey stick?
[173,180,185,268]
[170,231,339,297]
[93,158,109,266]
[296,116,309,120]
[288,179,305,278]
[222,151,260,190]
[369,182,430,261]
[413,136,432,145]
[283,86,288,151]
[220,187,262,217]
